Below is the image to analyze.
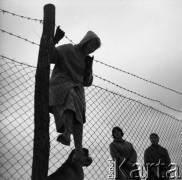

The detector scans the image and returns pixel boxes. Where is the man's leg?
[72,116,92,166]
[57,109,73,145]
[72,119,83,158]
[63,109,73,138]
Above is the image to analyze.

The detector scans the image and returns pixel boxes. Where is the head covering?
[112,126,124,138]
[78,31,101,48]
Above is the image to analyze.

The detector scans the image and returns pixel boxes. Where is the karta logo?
[108,158,181,180]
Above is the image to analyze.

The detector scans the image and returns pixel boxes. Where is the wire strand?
[0,28,40,46]
[94,74,182,113]
[0,8,181,96]
[0,9,43,23]
[92,84,182,122]
[94,59,182,96]
[1,54,181,114]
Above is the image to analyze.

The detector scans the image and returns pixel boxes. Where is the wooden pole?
[31,4,55,180]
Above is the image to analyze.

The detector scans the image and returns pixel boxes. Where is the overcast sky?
[0,0,182,119]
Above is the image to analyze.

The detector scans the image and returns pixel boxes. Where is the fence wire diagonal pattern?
[0,57,182,180]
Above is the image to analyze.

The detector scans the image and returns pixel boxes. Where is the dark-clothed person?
[109,127,140,180]
[49,27,101,164]
[144,133,171,180]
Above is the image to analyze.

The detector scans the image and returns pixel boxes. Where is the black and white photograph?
[0,0,182,179]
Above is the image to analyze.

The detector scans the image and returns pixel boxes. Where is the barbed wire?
[93,84,182,122]
[64,35,76,45]
[1,8,182,97]
[1,8,182,180]
[1,52,182,179]
[0,8,75,45]
[0,54,36,68]
[0,28,40,46]
[61,35,182,96]
[94,74,182,113]
[94,59,182,96]
[1,54,181,114]
[0,9,43,23]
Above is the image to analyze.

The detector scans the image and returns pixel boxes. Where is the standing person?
[49,26,101,163]
[109,126,139,180]
[144,133,171,180]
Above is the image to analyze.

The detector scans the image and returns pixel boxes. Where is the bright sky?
[0,0,182,119]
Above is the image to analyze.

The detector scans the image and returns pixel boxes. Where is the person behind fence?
[49,26,101,163]
[109,126,140,180]
[144,133,171,180]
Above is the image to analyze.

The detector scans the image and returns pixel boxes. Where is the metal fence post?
[31,4,55,180]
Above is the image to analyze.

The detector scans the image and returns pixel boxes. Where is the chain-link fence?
[0,57,182,180]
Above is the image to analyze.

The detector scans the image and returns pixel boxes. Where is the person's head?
[112,126,124,139]
[79,31,101,55]
[150,133,159,145]
[83,38,101,54]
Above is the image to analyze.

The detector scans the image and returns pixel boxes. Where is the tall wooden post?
[31,4,55,180]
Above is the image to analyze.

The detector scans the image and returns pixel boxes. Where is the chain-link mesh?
[0,57,182,180]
